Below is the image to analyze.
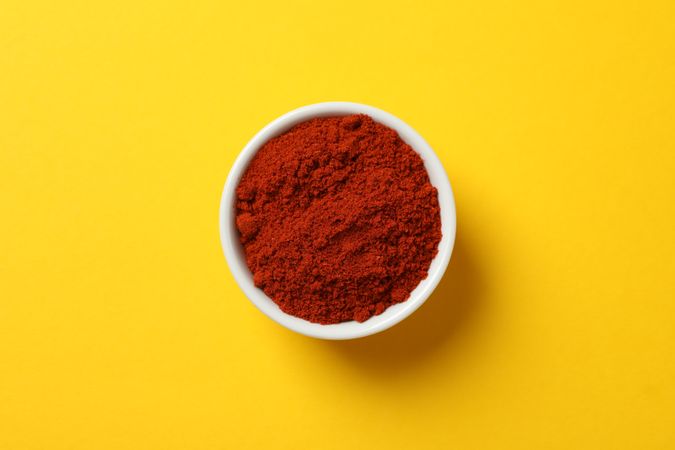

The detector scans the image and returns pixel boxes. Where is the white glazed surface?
[219,102,456,339]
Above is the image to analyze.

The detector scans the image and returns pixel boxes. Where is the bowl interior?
[220,102,456,339]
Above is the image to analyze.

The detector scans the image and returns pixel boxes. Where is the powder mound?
[235,114,442,324]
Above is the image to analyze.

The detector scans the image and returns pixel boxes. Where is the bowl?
[219,102,456,339]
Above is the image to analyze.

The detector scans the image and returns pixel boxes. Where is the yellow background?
[1,1,674,449]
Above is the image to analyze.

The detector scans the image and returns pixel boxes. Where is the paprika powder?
[235,114,441,324]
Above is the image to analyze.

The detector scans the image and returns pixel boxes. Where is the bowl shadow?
[323,235,483,375]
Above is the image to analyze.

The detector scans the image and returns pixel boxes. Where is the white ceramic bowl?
[219,102,456,339]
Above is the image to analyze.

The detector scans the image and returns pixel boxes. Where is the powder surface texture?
[235,114,442,324]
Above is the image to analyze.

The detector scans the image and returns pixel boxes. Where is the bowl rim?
[219,101,456,339]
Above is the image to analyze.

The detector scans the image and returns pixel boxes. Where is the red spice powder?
[235,114,442,324]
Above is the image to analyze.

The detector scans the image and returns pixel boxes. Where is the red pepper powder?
[235,114,442,324]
